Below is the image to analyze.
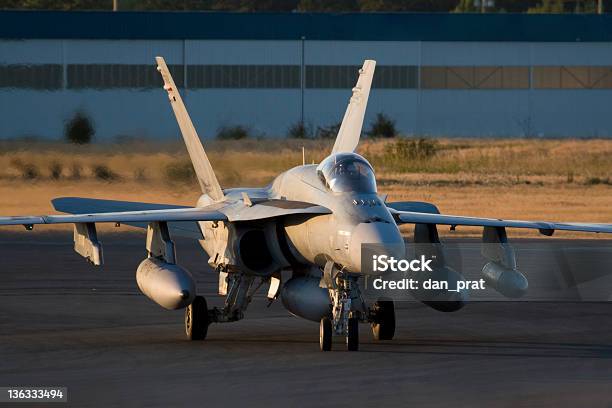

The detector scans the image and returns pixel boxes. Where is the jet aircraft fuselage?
[196,152,404,278]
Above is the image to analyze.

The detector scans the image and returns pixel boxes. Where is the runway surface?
[1,232,611,407]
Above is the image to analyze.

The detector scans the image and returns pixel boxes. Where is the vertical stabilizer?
[331,60,376,154]
[155,56,224,202]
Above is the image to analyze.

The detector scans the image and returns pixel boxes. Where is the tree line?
[0,0,608,13]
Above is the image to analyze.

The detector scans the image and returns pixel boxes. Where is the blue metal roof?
[1,10,612,42]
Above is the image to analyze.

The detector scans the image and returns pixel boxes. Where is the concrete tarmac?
[0,232,611,407]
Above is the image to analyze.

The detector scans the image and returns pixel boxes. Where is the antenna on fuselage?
[302,146,305,166]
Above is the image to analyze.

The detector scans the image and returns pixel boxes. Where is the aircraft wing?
[0,196,330,230]
[0,206,227,226]
[391,210,612,235]
[0,196,329,266]
[49,197,205,238]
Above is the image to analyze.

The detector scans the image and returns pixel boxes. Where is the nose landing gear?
[319,314,360,352]
[320,262,364,351]
[185,295,209,340]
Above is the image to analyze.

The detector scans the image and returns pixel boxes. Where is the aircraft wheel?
[346,316,359,351]
[320,317,332,351]
[185,295,209,341]
[371,300,395,341]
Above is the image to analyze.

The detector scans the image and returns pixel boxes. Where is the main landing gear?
[185,295,209,340]
[185,270,274,341]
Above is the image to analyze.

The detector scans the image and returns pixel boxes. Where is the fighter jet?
[2,57,612,351]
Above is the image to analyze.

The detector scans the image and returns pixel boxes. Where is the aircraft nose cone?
[348,222,405,274]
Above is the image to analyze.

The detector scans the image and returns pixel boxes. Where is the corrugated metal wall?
[2,39,612,139]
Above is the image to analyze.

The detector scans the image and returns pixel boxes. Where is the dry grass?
[1,138,611,238]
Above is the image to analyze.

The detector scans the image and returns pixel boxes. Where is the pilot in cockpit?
[317,153,377,194]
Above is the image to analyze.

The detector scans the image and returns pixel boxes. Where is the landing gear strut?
[319,314,359,351]
[209,270,268,323]
[321,262,365,351]
[185,295,209,340]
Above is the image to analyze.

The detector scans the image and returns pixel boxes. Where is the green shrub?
[49,161,63,180]
[65,111,95,144]
[287,121,313,139]
[385,138,439,161]
[92,165,119,181]
[165,161,196,183]
[20,164,39,179]
[316,122,341,139]
[216,125,251,140]
[10,158,39,180]
[368,113,397,138]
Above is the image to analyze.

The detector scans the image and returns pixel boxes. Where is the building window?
[306,65,418,89]
[533,66,612,89]
[0,64,62,89]
[67,64,184,89]
[9,64,612,91]
[421,66,529,89]
[306,65,356,89]
[374,66,418,88]
[187,65,300,88]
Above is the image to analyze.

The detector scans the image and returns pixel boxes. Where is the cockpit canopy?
[316,153,377,193]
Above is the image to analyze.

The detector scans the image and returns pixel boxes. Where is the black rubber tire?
[371,300,395,341]
[346,316,359,351]
[320,317,332,351]
[185,295,209,341]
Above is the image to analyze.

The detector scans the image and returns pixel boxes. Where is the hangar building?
[1,11,612,139]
